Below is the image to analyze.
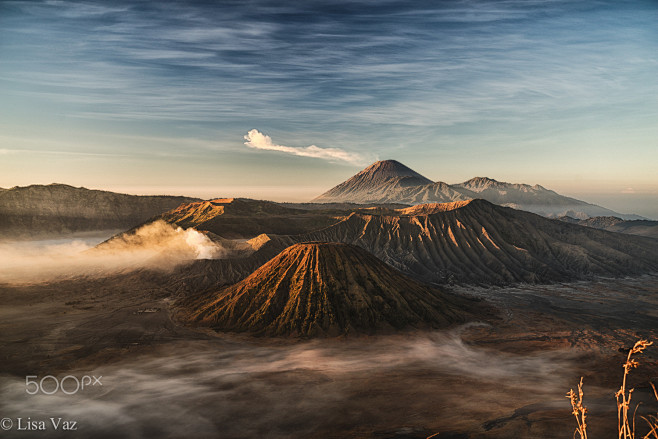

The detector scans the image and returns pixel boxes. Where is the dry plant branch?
[568,339,656,439]
[567,377,589,439]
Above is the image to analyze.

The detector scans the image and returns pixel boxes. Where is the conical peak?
[359,160,430,181]
[267,242,368,268]
[311,160,436,202]
[180,240,472,336]
[284,241,350,252]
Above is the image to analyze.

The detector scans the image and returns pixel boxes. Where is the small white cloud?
[621,187,636,194]
[243,129,366,165]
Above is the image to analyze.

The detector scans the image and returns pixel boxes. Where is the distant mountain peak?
[358,160,431,181]
[466,176,498,183]
[312,160,435,203]
[460,177,502,190]
[460,177,551,192]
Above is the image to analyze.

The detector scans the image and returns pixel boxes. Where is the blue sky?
[1,0,657,217]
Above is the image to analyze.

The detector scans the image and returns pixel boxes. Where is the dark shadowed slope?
[165,234,293,294]
[298,200,658,285]
[0,184,199,239]
[177,242,475,336]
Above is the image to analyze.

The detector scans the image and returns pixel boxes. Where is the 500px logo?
[25,375,102,395]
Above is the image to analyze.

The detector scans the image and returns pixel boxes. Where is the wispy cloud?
[243,129,367,165]
[3,0,656,131]
[1,0,657,199]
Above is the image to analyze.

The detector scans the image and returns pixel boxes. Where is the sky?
[0,0,657,217]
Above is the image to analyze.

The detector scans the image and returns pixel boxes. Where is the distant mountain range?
[312,160,643,220]
[0,184,199,239]
[1,173,650,243]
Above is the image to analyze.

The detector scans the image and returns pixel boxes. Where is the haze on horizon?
[0,0,657,218]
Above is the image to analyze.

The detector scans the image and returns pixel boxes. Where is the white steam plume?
[243,129,367,165]
[0,221,225,284]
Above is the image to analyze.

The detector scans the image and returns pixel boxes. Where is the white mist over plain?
[0,331,582,439]
[0,221,224,284]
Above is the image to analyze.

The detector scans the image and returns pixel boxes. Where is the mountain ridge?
[558,215,658,240]
[166,199,658,293]
[0,183,200,239]
[297,199,658,284]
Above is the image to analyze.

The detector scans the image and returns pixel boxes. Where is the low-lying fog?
[0,221,226,284]
[0,329,588,439]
